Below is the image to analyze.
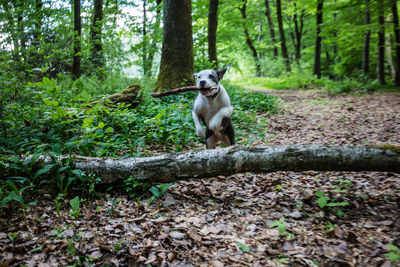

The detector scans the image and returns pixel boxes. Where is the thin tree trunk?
[378,0,386,85]
[264,0,278,59]
[289,3,305,62]
[208,0,219,69]
[392,0,400,86]
[72,0,82,80]
[363,0,371,75]
[276,0,291,72]
[155,0,194,92]
[313,0,323,78]
[90,0,103,69]
[145,0,162,77]
[31,145,400,184]
[239,0,262,76]
[386,29,396,78]
[333,10,338,58]
[142,0,149,75]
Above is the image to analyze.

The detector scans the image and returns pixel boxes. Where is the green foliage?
[269,217,287,235]
[237,242,251,253]
[315,190,349,216]
[386,244,400,262]
[148,183,175,204]
[69,196,80,219]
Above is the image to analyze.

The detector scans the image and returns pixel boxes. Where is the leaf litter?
[1,89,400,266]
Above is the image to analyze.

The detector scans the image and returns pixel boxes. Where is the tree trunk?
[363,0,371,75]
[276,0,291,72]
[264,0,278,59]
[90,0,104,69]
[142,0,149,75]
[378,0,386,85]
[386,28,396,78]
[289,3,305,62]
[333,10,338,59]
[239,0,262,77]
[208,0,219,69]
[313,0,323,78]
[31,145,400,184]
[392,0,400,86]
[143,0,162,77]
[155,0,194,92]
[72,0,82,80]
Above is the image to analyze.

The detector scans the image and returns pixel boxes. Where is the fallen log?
[32,145,400,183]
[151,86,203,98]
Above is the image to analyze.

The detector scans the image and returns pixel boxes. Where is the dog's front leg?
[208,106,233,135]
[192,110,205,138]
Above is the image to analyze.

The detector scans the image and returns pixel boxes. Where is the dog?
[192,67,235,149]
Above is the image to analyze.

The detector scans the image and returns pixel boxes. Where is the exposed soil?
[1,89,400,266]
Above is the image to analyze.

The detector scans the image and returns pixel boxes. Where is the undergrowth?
[0,75,278,213]
[233,71,399,94]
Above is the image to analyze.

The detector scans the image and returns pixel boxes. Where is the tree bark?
[264,0,279,59]
[378,0,386,85]
[90,0,103,69]
[72,0,82,80]
[32,145,400,184]
[392,0,400,86]
[155,0,194,92]
[362,0,371,75]
[239,0,262,77]
[276,0,291,72]
[313,0,323,78]
[208,0,219,69]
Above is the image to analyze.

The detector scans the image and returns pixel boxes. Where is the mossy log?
[107,83,142,108]
[30,145,400,184]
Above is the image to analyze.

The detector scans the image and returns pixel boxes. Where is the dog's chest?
[195,97,222,125]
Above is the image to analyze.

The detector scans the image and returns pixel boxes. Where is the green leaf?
[149,186,161,198]
[315,190,325,197]
[82,117,94,128]
[67,240,76,256]
[316,196,329,209]
[388,244,399,251]
[327,201,349,207]
[33,165,54,179]
[31,245,44,253]
[238,242,251,253]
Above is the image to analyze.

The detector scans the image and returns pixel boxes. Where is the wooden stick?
[151,86,216,98]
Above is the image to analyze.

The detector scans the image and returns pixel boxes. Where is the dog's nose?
[199,80,206,87]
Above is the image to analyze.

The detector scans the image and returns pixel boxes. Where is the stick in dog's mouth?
[200,87,218,95]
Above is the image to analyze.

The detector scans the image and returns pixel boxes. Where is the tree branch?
[151,86,201,98]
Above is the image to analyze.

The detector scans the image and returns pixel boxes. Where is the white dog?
[192,67,235,149]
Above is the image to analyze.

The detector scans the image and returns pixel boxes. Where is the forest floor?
[1,89,400,266]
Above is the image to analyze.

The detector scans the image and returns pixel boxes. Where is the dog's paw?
[196,128,205,138]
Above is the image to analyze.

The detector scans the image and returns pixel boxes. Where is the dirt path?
[1,90,400,266]
[259,89,400,147]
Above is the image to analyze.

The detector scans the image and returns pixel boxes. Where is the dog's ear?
[216,67,227,81]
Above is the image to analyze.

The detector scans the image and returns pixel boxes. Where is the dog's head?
[194,67,227,97]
